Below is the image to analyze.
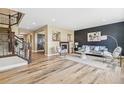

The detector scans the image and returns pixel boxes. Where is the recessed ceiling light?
[52,18,56,22]
[102,19,107,22]
[26,27,30,29]
[32,22,36,25]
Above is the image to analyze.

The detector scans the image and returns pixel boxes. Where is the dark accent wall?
[74,22,124,55]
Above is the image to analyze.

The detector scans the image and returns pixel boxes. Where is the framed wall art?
[52,32,61,41]
[67,34,72,42]
[87,32,101,42]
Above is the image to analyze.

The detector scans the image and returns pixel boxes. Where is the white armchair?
[56,46,68,56]
[103,47,122,65]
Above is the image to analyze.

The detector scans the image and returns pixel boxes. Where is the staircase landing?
[0,56,28,72]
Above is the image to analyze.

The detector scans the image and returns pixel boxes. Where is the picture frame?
[87,31,101,42]
[52,32,61,41]
[67,34,72,42]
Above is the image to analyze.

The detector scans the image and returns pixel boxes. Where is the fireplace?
[60,42,69,53]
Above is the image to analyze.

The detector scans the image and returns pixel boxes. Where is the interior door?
[37,34,45,50]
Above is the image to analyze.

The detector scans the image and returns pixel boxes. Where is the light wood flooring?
[0,53,124,84]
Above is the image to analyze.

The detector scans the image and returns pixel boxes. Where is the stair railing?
[0,32,32,64]
[14,35,32,64]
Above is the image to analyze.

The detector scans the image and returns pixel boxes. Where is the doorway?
[37,34,45,53]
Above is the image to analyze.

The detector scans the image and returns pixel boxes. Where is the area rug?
[64,54,120,71]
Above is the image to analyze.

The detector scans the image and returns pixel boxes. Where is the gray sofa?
[78,45,108,56]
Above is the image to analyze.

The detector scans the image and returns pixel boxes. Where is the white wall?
[47,25,74,56]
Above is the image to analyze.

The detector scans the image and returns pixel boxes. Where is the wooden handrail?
[0,13,9,16]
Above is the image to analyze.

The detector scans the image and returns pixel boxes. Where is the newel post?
[11,32,15,55]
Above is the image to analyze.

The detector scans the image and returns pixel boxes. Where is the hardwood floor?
[0,53,124,84]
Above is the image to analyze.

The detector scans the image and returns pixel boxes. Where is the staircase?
[0,9,32,64]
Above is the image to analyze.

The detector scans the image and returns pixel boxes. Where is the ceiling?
[13,8,124,31]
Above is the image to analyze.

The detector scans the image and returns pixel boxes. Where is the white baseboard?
[32,50,45,53]
[47,53,59,56]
